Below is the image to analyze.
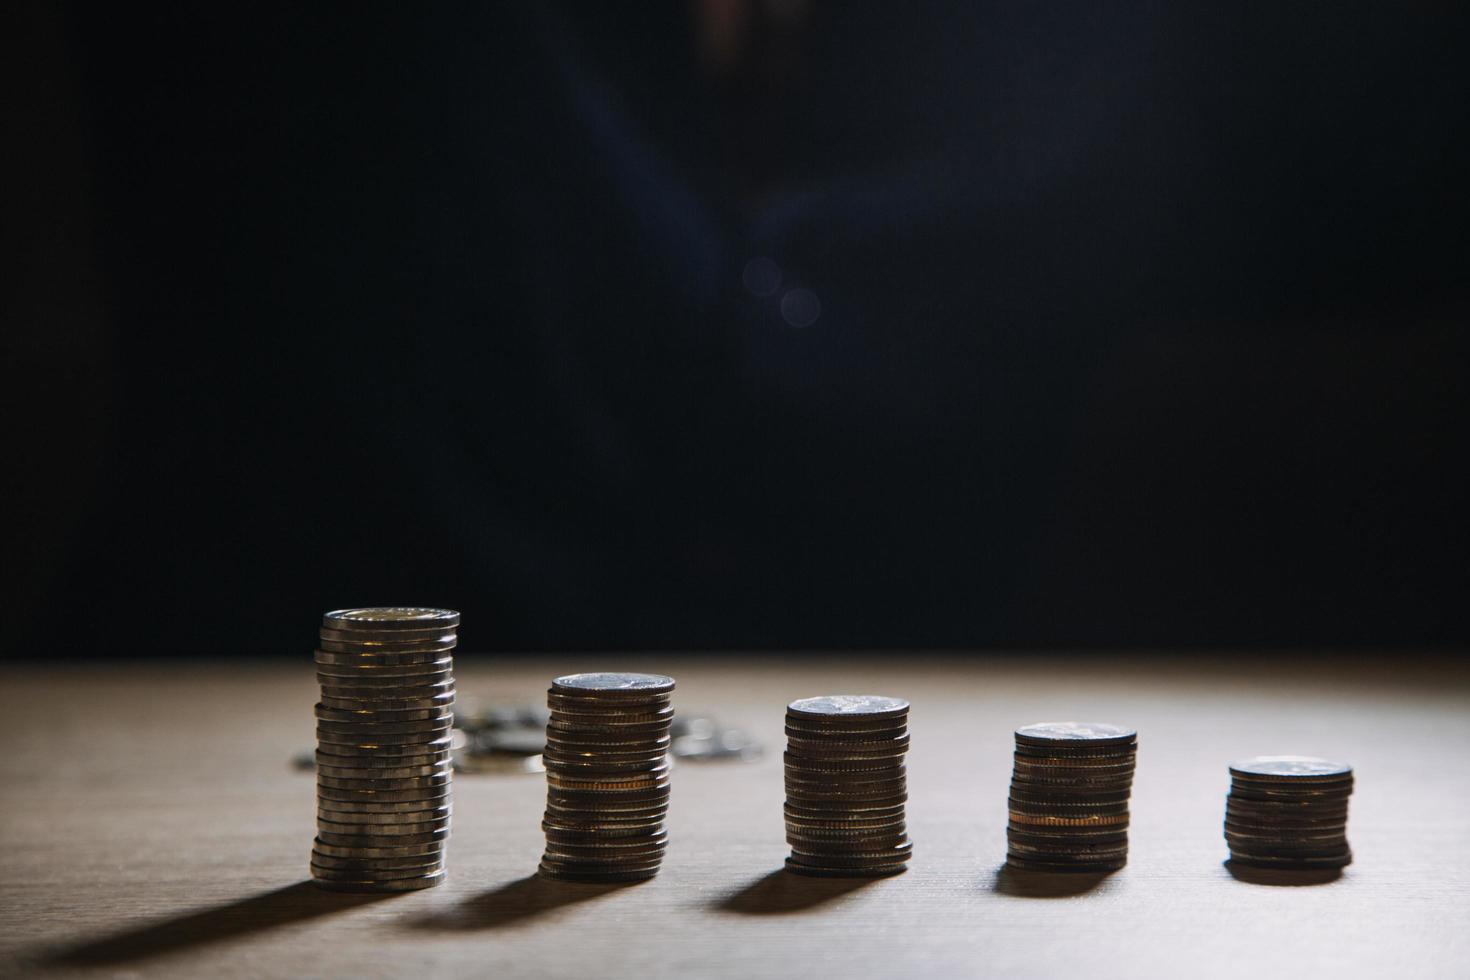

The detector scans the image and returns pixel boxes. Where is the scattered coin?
[309,607,458,892]
[1006,721,1137,873]
[538,673,675,883]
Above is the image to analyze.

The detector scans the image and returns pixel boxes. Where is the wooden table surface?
[1,653,1467,979]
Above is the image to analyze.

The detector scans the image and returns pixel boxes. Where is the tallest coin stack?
[310,607,459,892]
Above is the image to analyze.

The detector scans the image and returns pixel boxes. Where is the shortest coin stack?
[783,695,913,877]
[539,672,675,883]
[1225,756,1354,870]
[310,607,459,892]
[1006,721,1137,873]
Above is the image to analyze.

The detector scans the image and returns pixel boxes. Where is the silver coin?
[315,719,455,738]
[316,804,451,824]
[543,801,670,819]
[312,875,446,892]
[542,752,668,771]
[314,756,454,775]
[786,695,909,721]
[551,672,676,695]
[317,795,453,815]
[311,864,447,883]
[318,637,457,656]
[317,827,451,847]
[543,828,668,848]
[320,693,456,712]
[315,747,451,767]
[317,753,453,772]
[784,718,908,736]
[541,820,666,839]
[549,703,675,722]
[318,677,455,696]
[784,857,906,878]
[538,856,664,874]
[311,861,446,879]
[322,608,460,630]
[310,851,446,871]
[545,762,671,783]
[784,798,907,816]
[315,703,453,723]
[315,709,455,729]
[316,785,452,805]
[319,625,458,643]
[785,804,905,823]
[546,721,673,740]
[316,817,452,839]
[315,656,455,677]
[546,691,673,710]
[312,837,444,859]
[315,736,454,757]
[316,695,456,714]
[317,814,452,835]
[317,761,453,780]
[1229,756,1352,780]
[539,849,666,869]
[544,732,671,750]
[315,646,453,666]
[1012,757,1137,773]
[316,729,453,748]
[311,869,448,891]
[1015,722,1137,746]
[317,769,451,789]
[782,734,905,758]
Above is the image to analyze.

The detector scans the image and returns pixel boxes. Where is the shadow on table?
[1224,859,1344,886]
[991,863,1113,898]
[410,874,630,931]
[41,881,393,967]
[716,869,880,915]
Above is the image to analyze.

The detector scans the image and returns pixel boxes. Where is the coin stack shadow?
[310,607,459,892]
[539,672,675,883]
[1225,756,1354,870]
[783,695,913,877]
[1006,722,1137,873]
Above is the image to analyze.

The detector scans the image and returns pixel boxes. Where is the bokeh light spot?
[780,288,821,327]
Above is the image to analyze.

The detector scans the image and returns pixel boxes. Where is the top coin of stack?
[310,607,459,892]
[783,695,913,878]
[539,672,675,883]
[1224,756,1353,870]
[1006,721,1137,873]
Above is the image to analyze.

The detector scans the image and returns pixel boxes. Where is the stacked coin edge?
[538,672,676,883]
[1224,756,1354,870]
[310,607,459,892]
[1006,721,1137,873]
[783,695,913,877]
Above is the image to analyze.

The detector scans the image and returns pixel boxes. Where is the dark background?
[6,2,1467,657]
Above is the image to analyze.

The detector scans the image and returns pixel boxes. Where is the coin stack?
[1224,756,1354,870]
[783,695,913,877]
[310,607,459,892]
[1006,721,1137,873]
[539,672,675,883]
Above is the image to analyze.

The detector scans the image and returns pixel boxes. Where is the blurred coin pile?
[783,695,913,877]
[310,607,458,892]
[539,672,675,883]
[1225,756,1354,870]
[1006,721,1137,872]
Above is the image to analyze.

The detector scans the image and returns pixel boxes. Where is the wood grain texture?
[1,654,1467,979]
